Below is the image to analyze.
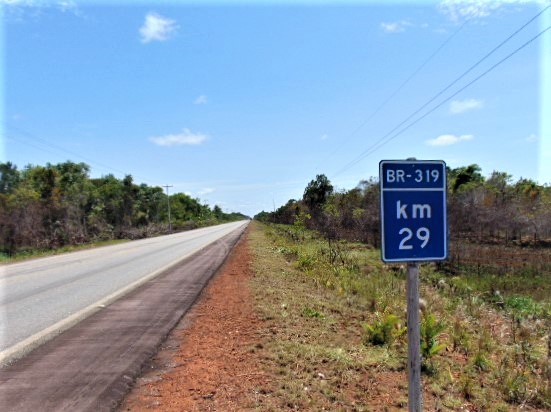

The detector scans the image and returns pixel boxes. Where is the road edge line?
[0,222,248,367]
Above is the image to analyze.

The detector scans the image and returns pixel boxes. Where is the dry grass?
[247,222,551,411]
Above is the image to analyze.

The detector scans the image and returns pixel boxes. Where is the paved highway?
[0,220,248,363]
[0,220,248,411]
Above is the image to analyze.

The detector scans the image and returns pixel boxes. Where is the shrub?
[420,313,446,373]
[302,306,325,319]
[362,313,406,346]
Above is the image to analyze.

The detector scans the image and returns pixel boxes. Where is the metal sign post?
[407,262,422,411]
[379,159,448,412]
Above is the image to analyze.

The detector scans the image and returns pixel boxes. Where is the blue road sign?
[380,160,447,262]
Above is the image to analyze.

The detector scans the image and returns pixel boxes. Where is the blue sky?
[2,0,550,217]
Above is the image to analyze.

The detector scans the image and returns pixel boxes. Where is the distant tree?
[170,193,203,223]
[254,210,271,222]
[272,199,300,225]
[134,184,164,226]
[303,174,333,222]
[121,175,137,228]
[55,161,90,194]
[449,164,483,193]
[485,171,512,202]
[0,162,20,194]
[355,178,380,246]
[24,164,59,201]
[0,160,247,255]
[213,205,224,220]
[514,178,545,242]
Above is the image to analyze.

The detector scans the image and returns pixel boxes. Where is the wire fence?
[443,240,551,276]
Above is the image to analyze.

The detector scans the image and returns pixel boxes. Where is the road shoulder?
[119,226,267,411]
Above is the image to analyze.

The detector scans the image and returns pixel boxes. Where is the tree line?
[0,161,247,256]
[255,164,551,247]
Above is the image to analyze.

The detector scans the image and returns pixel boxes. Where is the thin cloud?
[525,134,538,143]
[194,95,208,105]
[449,98,484,114]
[140,12,178,44]
[438,0,535,22]
[198,188,215,196]
[1,0,83,17]
[426,134,474,146]
[0,0,34,5]
[58,1,78,13]
[380,20,412,33]
[149,129,208,147]
[0,0,79,9]
[320,134,329,141]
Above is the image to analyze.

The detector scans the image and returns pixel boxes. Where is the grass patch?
[248,222,551,410]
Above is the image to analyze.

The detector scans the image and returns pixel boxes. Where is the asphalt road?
[0,220,248,411]
[0,220,248,363]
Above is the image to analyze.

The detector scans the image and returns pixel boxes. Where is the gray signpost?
[379,159,448,412]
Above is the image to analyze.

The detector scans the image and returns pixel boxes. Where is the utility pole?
[163,185,173,233]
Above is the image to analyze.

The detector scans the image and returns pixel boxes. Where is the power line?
[6,124,128,175]
[334,22,551,176]
[332,4,551,177]
[5,134,64,159]
[4,124,153,184]
[314,18,471,170]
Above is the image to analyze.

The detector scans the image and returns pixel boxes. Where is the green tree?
[449,164,483,193]
[515,178,545,242]
[54,161,90,194]
[0,162,20,194]
[303,174,333,216]
[90,174,124,233]
[24,164,59,201]
[135,184,164,226]
[171,193,203,223]
[213,205,224,220]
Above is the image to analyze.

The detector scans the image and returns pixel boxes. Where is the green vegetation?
[363,313,406,346]
[249,222,551,410]
[0,161,248,259]
[252,165,551,408]
[256,166,551,249]
[419,313,447,374]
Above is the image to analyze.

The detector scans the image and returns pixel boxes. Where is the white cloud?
[380,20,412,33]
[449,98,484,114]
[439,0,493,20]
[438,0,535,22]
[426,134,474,146]
[198,188,215,196]
[0,0,32,5]
[58,1,78,13]
[0,0,77,9]
[139,12,178,44]
[149,129,208,147]
[194,95,208,105]
[1,0,82,17]
[320,134,329,141]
